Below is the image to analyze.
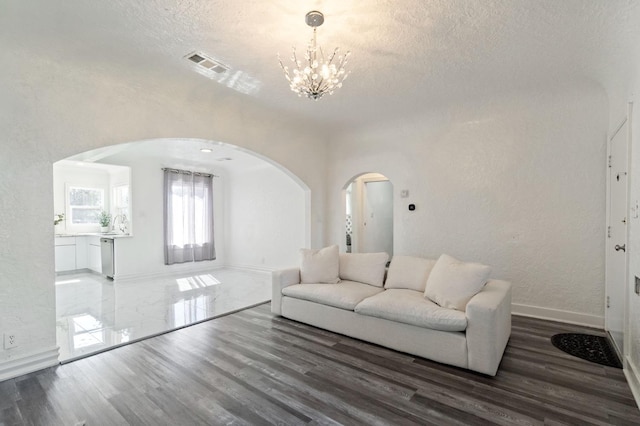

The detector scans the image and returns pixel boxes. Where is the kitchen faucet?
[112,214,128,234]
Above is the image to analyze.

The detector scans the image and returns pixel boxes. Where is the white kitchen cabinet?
[88,241,102,273]
[75,236,88,269]
[54,237,76,272]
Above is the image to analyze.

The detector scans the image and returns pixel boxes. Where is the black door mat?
[551,333,622,368]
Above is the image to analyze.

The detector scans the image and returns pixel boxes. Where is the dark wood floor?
[1,303,639,425]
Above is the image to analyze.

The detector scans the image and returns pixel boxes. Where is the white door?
[605,113,629,355]
[362,180,393,257]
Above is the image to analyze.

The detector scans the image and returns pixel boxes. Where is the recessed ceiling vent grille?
[183,51,261,96]
[186,52,229,75]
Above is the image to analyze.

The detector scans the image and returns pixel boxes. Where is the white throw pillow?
[300,245,340,284]
[385,256,437,292]
[424,254,491,311]
[339,252,389,287]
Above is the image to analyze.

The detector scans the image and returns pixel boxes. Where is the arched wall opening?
[54,137,310,279]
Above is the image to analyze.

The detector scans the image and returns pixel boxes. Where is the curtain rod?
[162,167,219,178]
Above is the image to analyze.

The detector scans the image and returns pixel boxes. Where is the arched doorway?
[344,173,393,257]
[53,138,310,361]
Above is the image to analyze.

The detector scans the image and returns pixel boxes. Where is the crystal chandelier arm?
[279,11,350,100]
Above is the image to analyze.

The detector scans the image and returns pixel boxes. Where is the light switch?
[400,190,409,198]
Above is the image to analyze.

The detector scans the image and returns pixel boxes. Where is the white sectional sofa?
[271,247,512,376]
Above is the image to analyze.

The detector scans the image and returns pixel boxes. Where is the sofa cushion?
[355,289,467,332]
[339,252,389,287]
[385,256,437,292]
[424,254,491,311]
[282,281,384,311]
[300,245,340,284]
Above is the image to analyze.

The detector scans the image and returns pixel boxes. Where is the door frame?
[360,177,394,256]
[605,102,633,362]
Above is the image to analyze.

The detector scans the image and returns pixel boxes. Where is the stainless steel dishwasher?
[100,237,115,279]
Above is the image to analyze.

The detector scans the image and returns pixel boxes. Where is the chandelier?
[279,11,350,100]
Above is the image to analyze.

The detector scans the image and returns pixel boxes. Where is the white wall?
[224,164,306,270]
[93,155,226,279]
[0,47,328,378]
[328,83,608,326]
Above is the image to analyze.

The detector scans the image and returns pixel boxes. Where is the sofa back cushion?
[339,252,389,287]
[424,254,491,311]
[300,245,340,284]
[385,256,437,292]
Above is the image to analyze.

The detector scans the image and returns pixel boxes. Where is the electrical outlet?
[3,333,18,349]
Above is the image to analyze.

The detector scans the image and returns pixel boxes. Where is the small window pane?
[71,208,102,224]
[69,188,103,207]
[114,185,129,209]
[68,186,104,225]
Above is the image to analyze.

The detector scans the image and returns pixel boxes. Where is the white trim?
[624,355,640,410]
[623,101,634,364]
[224,263,276,273]
[113,263,274,282]
[605,104,632,359]
[512,303,604,328]
[610,116,628,142]
[0,346,59,382]
[114,264,225,282]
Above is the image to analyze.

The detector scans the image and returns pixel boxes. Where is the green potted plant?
[54,213,65,226]
[54,212,65,233]
[98,211,112,233]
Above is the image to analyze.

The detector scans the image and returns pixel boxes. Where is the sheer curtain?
[164,169,216,265]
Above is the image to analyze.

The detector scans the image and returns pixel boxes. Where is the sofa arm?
[271,268,301,315]
[465,279,512,376]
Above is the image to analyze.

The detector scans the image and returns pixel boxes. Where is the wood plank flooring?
[1,303,639,425]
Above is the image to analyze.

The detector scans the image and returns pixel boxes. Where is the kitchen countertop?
[55,232,132,239]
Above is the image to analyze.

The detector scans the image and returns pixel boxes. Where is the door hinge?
[607,226,611,238]
[608,155,612,168]
[606,296,610,308]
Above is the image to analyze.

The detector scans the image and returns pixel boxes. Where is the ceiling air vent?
[184,50,261,96]
[186,52,229,75]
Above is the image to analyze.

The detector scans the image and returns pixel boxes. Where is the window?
[163,169,216,265]
[68,186,104,224]
[113,184,130,218]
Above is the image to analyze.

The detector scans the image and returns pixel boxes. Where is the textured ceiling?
[3,0,640,129]
[66,138,272,173]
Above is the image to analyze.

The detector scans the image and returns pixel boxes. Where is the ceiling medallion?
[279,11,351,100]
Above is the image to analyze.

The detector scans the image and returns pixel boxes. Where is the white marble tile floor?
[55,268,271,362]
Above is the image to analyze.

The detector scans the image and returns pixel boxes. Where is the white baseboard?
[0,346,59,382]
[114,264,225,282]
[624,356,640,409]
[224,263,276,273]
[114,263,276,282]
[512,303,604,328]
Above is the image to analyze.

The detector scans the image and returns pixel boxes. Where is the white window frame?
[112,184,130,217]
[65,184,106,232]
